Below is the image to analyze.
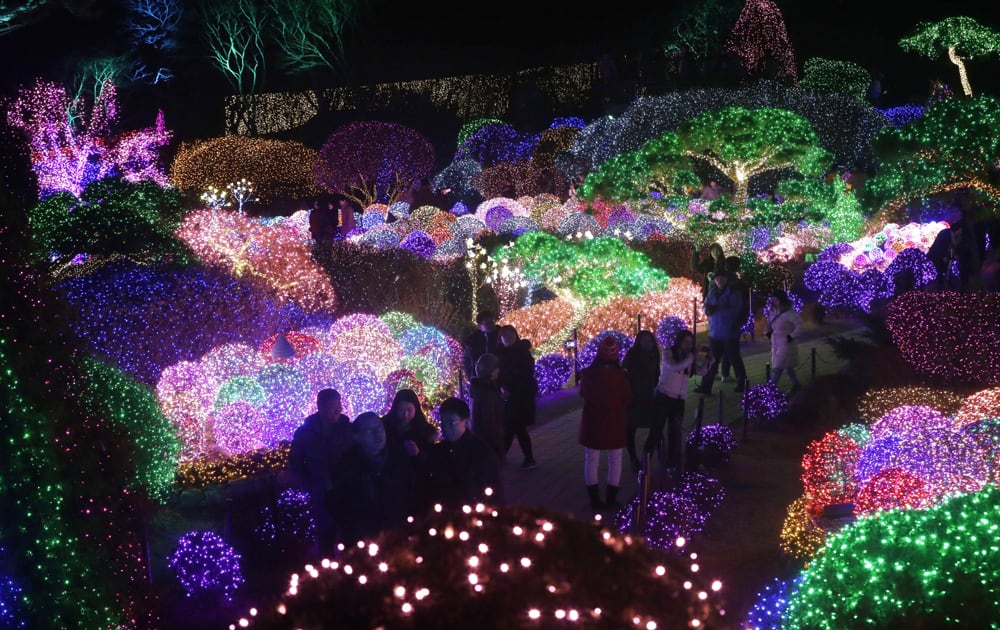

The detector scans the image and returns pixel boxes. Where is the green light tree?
[678,106,831,206]
[201,0,267,133]
[266,0,361,74]
[798,57,871,104]
[899,16,1000,97]
[578,132,700,205]
[668,0,743,70]
[866,95,1000,216]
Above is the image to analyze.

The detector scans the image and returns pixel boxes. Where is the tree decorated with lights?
[170,134,320,204]
[578,132,700,205]
[899,16,1000,97]
[315,121,435,207]
[200,0,267,134]
[5,79,172,199]
[507,231,670,306]
[266,0,362,75]
[725,0,797,84]
[866,95,1000,215]
[27,177,190,273]
[678,106,831,207]
[798,57,871,103]
[125,0,183,85]
[669,0,743,71]
[784,486,1000,629]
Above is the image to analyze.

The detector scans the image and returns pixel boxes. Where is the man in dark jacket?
[498,325,538,469]
[425,397,504,509]
[331,412,422,545]
[694,271,748,395]
[289,388,353,553]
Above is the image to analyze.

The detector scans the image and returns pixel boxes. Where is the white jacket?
[766,307,803,370]
[655,352,708,399]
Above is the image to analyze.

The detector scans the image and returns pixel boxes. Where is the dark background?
[2,0,999,145]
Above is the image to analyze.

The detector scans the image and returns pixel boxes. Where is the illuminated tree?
[315,121,435,207]
[266,0,361,74]
[677,106,830,206]
[455,121,538,168]
[200,0,267,134]
[171,134,320,204]
[725,0,797,84]
[866,95,1000,215]
[27,177,190,270]
[669,0,742,68]
[798,58,871,103]
[578,132,699,204]
[899,16,1000,97]
[126,0,183,84]
[5,78,172,199]
[0,0,58,37]
[70,55,130,104]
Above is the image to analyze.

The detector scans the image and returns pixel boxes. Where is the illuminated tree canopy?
[798,57,871,103]
[669,0,742,65]
[899,16,1000,97]
[677,106,830,206]
[866,95,1000,214]
[170,134,321,203]
[266,0,361,74]
[315,121,435,207]
[725,0,797,84]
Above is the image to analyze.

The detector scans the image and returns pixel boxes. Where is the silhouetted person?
[426,397,504,509]
[289,388,353,554]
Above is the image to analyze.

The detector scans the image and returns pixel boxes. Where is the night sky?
[1,0,999,141]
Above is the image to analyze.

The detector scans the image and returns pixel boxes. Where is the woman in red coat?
[578,335,632,512]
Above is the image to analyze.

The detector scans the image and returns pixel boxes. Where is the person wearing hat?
[577,335,633,512]
[694,269,748,395]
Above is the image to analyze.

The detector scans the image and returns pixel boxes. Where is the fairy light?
[886,291,1000,385]
[168,530,244,601]
[686,425,739,466]
[742,575,803,630]
[798,58,871,102]
[955,387,1000,428]
[784,486,1000,629]
[233,505,726,628]
[226,63,596,136]
[725,0,797,84]
[177,209,338,313]
[801,432,862,518]
[171,135,319,203]
[779,497,827,559]
[6,78,171,199]
[743,382,788,424]
[254,488,316,548]
[857,386,966,420]
[534,353,574,395]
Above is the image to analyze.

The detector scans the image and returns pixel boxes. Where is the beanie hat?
[597,336,621,361]
[475,353,501,378]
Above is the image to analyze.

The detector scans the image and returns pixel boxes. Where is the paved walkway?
[500,317,861,619]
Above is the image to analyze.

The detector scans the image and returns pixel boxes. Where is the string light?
[170,135,320,203]
[725,0,797,84]
[232,506,727,628]
[168,531,244,601]
[857,386,966,421]
[784,486,1000,629]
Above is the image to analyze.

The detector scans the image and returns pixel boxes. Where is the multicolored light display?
[168,530,244,601]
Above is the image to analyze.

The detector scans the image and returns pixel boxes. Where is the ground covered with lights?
[4,3,1000,629]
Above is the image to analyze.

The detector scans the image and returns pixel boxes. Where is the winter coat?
[655,351,709,399]
[288,413,353,498]
[704,284,746,340]
[498,338,538,427]
[578,361,632,450]
[425,431,504,509]
[462,327,502,380]
[622,346,660,428]
[469,376,505,459]
[766,306,803,370]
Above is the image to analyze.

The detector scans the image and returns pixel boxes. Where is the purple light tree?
[5,78,172,199]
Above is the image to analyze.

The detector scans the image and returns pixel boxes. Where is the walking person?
[462,311,502,386]
[694,270,748,395]
[425,397,505,509]
[578,335,632,512]
[765,290,804,392]
[652,331,710,473]
[621,330,660,471]
[497,325,538,469]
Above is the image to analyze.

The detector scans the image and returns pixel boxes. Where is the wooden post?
[742,377,751,441]
[717,389,724,424]
[764,363,771,382]
[573,328,580,385]
[634,450,654,535]
[811,347,817,381]
[692,298,698,339]
[637,313,642,334]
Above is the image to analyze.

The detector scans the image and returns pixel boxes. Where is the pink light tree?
[5,78,172,199]
[725,0,798,85]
